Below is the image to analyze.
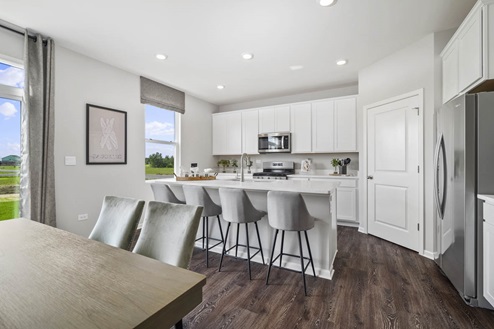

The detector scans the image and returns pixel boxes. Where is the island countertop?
[147,178,339,195]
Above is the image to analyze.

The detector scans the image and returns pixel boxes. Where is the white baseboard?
[337,221,359,228]
[358,226,367,234]
[422,250,438,260]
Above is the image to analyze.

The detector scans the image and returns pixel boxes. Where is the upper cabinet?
[242,109,259,154]
[334,97,357,151]
[312,100,335,152]
[291,103,312,153]
[441,1,494,104]
[258,106,290,133]
[212,112,242,155]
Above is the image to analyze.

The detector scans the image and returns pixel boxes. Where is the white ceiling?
[0,0,475,106]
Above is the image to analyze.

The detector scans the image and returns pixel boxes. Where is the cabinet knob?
[367,176,374,180]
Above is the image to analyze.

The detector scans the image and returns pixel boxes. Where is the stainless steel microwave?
[258,132,291,153]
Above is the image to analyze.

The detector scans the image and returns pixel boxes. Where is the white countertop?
[148,178,339,195]
[478,194,494,204]
[288,174,358,180]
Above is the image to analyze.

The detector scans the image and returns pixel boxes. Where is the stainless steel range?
[253,161,294,180]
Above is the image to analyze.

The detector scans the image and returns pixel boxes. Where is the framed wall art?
[86,104,127,164]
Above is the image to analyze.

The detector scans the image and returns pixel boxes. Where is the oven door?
[258,133,291,153]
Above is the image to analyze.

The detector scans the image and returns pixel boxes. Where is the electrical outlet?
[78,214,88,221]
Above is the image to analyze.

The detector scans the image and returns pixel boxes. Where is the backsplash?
[212,152,359,173]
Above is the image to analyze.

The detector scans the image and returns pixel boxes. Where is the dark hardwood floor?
[179,226,494,329]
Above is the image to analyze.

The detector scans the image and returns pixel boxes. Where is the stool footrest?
[224,243,261,261]
[269,252,314,274]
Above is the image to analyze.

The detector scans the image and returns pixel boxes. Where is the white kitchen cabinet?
[334,97,357,151]
[290,103,312,153]
[290,176,358,225]
[312,100,335,152]
[482,200,494,307]
[258,106,290,133]
[442,40,459,104]
[212,112,242,155]
[311,97,357,153]
[242,109,259,154]
[441,1,494,103]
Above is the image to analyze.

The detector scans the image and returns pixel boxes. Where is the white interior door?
[367,94,421,251]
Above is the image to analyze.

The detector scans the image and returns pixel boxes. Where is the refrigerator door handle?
[434,134,446,219]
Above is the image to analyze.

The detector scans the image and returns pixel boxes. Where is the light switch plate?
[65,156,76,166]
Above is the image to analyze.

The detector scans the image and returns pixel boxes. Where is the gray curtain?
[140,76,185,114]
[19,30,56,227]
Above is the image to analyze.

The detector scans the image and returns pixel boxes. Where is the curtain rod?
[0,23,41,42]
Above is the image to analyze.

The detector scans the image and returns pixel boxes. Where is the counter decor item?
[174,173,216,181]
[217,159,230,173]
[231,159,238,173]
[331,158,340,174]
[331,158,351,175]
[301,159,312,173]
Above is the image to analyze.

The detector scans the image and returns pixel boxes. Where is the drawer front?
[485,203,494,225]
[338,180,357,188]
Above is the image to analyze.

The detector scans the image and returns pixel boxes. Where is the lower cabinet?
[484,203,494,307]
[289,177,358,225]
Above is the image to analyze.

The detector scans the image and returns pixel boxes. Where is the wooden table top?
[0,218,206,329]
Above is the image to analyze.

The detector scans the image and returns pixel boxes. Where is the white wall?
[0,29,217,237]
[358,31,454,255]
[218,84,358,112]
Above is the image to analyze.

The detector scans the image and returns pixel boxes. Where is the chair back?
[132,201,203,269]
[150,183,184,204]
[219,188,265,223]
[182,185,222,217]
[267,191,315,231]
[89,196,145,249]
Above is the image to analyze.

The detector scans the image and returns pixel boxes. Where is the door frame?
[360,89,424,255]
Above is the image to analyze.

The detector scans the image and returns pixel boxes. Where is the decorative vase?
[338,165,347,175]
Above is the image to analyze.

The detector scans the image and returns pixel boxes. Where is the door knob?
[367,176,374,180]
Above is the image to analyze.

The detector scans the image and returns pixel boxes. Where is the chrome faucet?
[240,153,247,182]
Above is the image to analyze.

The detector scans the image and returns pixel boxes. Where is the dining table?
[0,218,206,329]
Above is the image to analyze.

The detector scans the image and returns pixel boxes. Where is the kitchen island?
[148,178,339,279]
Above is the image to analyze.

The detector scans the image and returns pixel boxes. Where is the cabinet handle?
[367,176,373,180]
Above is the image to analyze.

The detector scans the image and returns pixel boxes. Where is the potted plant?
[231,159,238,173]
[246,160,253,174]
[331,158,340,174]
[217,159,230,173]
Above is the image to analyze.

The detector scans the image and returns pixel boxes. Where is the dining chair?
[132,201,203,329]
[88,196,145,250]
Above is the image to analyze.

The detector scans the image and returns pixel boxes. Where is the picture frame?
[86,104,127,165]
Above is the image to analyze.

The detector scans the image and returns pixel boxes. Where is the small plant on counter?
[217,159,230,173]
[231,159,238,173]
[331,158,340,174]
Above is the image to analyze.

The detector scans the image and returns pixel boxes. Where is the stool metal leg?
[245,223,251,280]
[217,215,225,243]
[279,230,285,268]
[266,229,279,285]
[304,231,316,277]
[297,231,307,296]
[254,222,265,265]
[201,217,205,250]
[219,222,231,272]
[235,223,240,257]
[205,216,209,267]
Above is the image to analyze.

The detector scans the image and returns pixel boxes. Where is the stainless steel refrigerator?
[434,91,494,309]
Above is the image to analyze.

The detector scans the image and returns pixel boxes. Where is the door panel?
[367,94,420,251]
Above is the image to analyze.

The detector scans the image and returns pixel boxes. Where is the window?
[145,104,179,179]
[0,60,24,221]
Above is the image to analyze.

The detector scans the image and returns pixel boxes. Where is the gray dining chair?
[88,196,145,250]
[182,185,224,267]
[150,183,185,204]
[218,188,265,280]
[132,201,203,329]
[265,191,316,296]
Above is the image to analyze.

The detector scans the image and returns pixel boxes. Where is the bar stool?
[265,191,316,296]
[150,183,185,204]
[183,185,224,267]
[218,188,265,280]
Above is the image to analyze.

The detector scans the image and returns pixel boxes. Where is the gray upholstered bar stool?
[218,188,265,280]
[150,183,185,204]
[266,191,316,296]
[182,185,225,267]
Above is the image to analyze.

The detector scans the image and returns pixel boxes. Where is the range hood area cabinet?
[442,0,494,104]
[212,95,357,156]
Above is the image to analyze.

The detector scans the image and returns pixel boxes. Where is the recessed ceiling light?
[336,59,347,66]
[319,0,337,7]
[156,54,167,60]
[217,85,225,90]
[242,53,254,60]
[289,65,304,71]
